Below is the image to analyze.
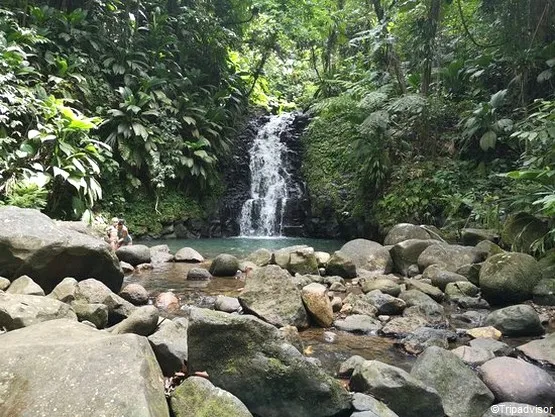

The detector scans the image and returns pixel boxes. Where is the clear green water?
[139,237,345,259]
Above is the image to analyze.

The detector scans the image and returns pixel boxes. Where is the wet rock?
[389,239,438,276]
[148,317,188,376]
[301,283,333,327]
[340,239,393,274]
[326,251,357,278]
[171,376,253,417]
[411,346,494,417]
[380,315,429,338]
[335,315,382,334]
[479,357,555,407]
[484,305,544,337]
[384,223,431,245]
[361,277,401,297]
[155,291,179,310]
[532,279,555,305]
[110,305,159,336]
[76,278,135,325]
[289,247,320,275]
[480,252,542,305]
[0,319,169,417]
[5,275,45,296]
[239,265,309,328]
[350,360,444,417]
[209,254,240,277]
[116,244,152,266]
[174,247,204,263]
[0,206,123,294]
[399,327,454,355]
[451,345,495,366]
[214,295,241,313]
[469,338,512,356]
[72,302,108,329]
[119,283,149,305]
[187,307,351,417]
[362,290,406,315]
[0,292,77,330]
[187,267,212,281]
[423,265,469,291]
[418,243,484,272]
[517,332,555,367]
[405,279,444,302]
[338,355,366,377]
[246,248,272,267]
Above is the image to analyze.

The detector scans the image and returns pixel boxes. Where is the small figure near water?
[105,217,119,250]
[116,219,132,248]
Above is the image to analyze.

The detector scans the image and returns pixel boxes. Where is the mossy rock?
[501,212,548,253]
[538,249,555,280]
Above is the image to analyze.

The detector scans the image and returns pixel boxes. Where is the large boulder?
[0,319,169,417]
[288,247,320,275]
[461,228,500,246]
[186,307,351,417]
[418,243,483,272]
[0,292,77,330]
[532,279,555,305]
[516,332,555,367]
[479,252,542,305]
[389,239,438,276]
[0,206,123,293]
[170,376,253,417]
[339,239,393,274]
[174,246,204,262]
[501,212,548,252]
[350,360,445,417]
[238,265,309,328]
[411,346,494,417]
[384,223,431,245]
[5,275,45,296]
[209,254,240,276]
[115,244,152,266]
[246,248,272,267]
[362,290,406,315]
[76,278,135,325]
[119,283,149,305]
[484,305,544,337]
[301,283,333,327]
[326,251,357,278]
[148,317,188,376]
[479,357,555,407]
[187,267,212,281]
[110,305,159,336]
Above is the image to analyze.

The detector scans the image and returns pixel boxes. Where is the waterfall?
[239,113,302,237]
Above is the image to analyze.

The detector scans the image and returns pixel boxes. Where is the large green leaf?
[479,130,497,151]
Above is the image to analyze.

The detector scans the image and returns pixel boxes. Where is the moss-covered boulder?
[246,248,272,267]
[479,252,542,305]
[484,304,544,337]
[272,246,319,275]
[186,307,351,417]
[209,254,240,276]
[171,376,252,417]
[533,279,555,305]
[326,251,357,278]
[238,265,309,328]
[501,212,548,252]
[461,228,500,246]
[538,250,555,280]
[418,243,484,272]
[384,223,431,245]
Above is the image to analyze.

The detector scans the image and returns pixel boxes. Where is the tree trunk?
[421,0,441,96]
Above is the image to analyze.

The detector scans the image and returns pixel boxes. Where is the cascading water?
[239,113,303,236]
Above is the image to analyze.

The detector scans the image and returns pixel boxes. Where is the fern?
[387,94,427,114]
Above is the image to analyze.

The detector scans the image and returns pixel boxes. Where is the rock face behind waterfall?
[0,206,124,293]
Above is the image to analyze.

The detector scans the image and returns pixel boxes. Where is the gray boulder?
[187,307,351,417]
[362,290,406,315]
[72,301,108,329]
[288,247,320,275]
[479,357,555,407]
[457,263,482,286]
[246,248,272,266]
[174,247,204,262]
[418,243,483,272]
[110,305,159,336]
[479,252,542,305]
[301,283,333,327]
[48,277,79,303]
[517,332,555,367]
[115,244,152,266]
[187,267,212,281]
[384,223,431,245]
[380,315,429,338]
[351,392,400,417]
[532,279,555,305]
[5,275,45,296]
[451,345,495,367]
[171,376,252,417]
[342,293,379,316]
[423,265,469,290]
[0,276,10,291]
[470,338,512,357]
[405,279,444,302]
[484,305,544,337]
[214,295,241,313]
[338,355,366,377]
[334,314,382,334]
[209,254,240,276]
[399,327,454,355]
[238,265,309,328]
[350,360,445,417]
[390,239,438,276]
[445,281,480,298]
[148,317,188,376]
[0,292,77,330]
[119,283,149,305]
[315,251,331,267]
[0,319,169,417]
[462,228,500,246]
[326,251,357,278]
[340,239,393,274]
[76,278,135,325]
[0,206,123,293]
[361,277,401,296]
[411,346,494,417]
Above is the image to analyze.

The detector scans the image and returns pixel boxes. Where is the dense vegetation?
[0,0,553,252]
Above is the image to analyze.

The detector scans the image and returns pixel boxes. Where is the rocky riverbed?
[1,207,555,417]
